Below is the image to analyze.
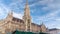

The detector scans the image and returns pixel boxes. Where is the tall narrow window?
[27,19,30,31]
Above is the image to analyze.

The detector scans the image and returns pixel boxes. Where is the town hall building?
[0,0,47,34]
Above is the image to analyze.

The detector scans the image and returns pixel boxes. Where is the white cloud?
[9,0,25,9]
[38,0,54,5]
[0,3,10,19]
[30,0,60,29]
[37,10,60,29]
[0,0,24,20]
[13,12,23,19]
[42,7,49,11]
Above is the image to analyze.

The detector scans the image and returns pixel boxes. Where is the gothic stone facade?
[0,14,46,34]
[0,0,46,34]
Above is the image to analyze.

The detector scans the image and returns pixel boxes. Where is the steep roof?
[12,17,24,23]
[12,17,41,27]
[49,28,60,31]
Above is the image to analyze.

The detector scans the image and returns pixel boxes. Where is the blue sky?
[0,0,60,29]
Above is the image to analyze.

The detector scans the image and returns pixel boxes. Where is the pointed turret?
[40,22,46,32]
[23,0,31,32]
[41,22,44,26]
[6,10,13,21]
[8,11,13,16]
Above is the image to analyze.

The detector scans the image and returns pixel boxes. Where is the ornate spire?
[24,0,30,17]
[23,0,31,32]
